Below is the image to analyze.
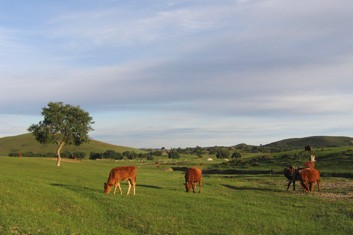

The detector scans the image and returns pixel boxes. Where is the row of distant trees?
[166,147,242,159]
[8,147,243,160]
[9,152,86,159]
[89,149,183,160]
[8,149,181,161]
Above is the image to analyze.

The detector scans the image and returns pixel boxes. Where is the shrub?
[231,152,241,159]
[168,150,181,159]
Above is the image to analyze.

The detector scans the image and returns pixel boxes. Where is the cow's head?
[310,155,316,162]
[104,183,113,194]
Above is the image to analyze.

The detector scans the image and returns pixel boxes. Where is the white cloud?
[1,0,353,147]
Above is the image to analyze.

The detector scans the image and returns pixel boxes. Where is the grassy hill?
[0,133,143,156]
[265,136,353,149]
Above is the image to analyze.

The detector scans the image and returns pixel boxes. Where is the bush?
[147,155,154,161]
[231,152,241,159]
[216,148,230,159]
[168,150,181,159]
[89,152,102,160]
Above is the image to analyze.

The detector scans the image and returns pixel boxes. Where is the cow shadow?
[138,184,162,189]
[50,183,162,192]
[222,184,282,192]
[50,183,100,193]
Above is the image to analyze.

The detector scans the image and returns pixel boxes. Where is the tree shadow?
[222,184,282,192]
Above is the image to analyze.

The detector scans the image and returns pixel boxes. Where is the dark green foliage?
[89,152,102,160]
[28,102,94,166]
[216,148,230,159]
[28,102,94,146]
[231,151,242,159]
[168,150,181,159]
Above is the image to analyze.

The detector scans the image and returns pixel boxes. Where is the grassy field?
[0,157,352,235]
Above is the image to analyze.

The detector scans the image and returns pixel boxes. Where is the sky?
[1,0,353,149]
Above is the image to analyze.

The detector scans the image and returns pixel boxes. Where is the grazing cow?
[300,168,320,193]
[304,155,316,169]
[185,167,202,193]
[104,166,137,195]
[283,165,301,191]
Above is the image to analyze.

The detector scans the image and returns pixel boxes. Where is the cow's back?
[185,167,202,182]
[304,161,315,169]
[111,166,136,180]
[300,168,320,183]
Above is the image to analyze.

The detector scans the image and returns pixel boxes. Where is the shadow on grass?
[138,184,162,189]
[222,184,282,192]
[50,183,162,192]
[50,183,100,193]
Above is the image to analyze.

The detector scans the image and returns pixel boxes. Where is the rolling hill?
[0,133,144,156]
[265,136,353,149]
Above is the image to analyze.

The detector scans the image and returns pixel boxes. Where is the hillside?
[265,136,353,149]
[0,133,143,156]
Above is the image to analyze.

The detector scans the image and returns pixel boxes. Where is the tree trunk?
[56,141,65,167]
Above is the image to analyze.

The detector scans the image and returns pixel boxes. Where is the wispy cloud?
[1,0,353,147]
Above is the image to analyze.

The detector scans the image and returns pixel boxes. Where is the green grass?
[0,157,352,234]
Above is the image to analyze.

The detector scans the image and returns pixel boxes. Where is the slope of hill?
[265,136,353,149]
[0,133,143,156]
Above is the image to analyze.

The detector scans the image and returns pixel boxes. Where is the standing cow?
[283,165,301,191]
[304,155,316,169]
[185,167,202,193]
[104,166,137,195]
[300,168,320,193]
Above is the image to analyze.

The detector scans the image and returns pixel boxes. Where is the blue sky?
[1,0,353,148]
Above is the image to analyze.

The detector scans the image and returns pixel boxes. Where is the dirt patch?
[280,178,353,200]
[317,180,353,200]
[317,192,353,200]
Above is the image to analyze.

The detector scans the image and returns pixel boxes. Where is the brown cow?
[185,167,202,193]
[304,155,316,169]
[299,168,320,193]
[104,166,137,195]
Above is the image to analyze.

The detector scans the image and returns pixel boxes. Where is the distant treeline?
[9,151,86,159]
[9,149,170,161]
[8,145,291,161]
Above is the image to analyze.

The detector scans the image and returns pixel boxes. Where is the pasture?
[0,157,352,235]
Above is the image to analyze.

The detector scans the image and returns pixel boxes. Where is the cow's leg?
[300,180,308,192]
[309,183,313,192]
[132,181,136,195]
[286,180,291,191]
[317,180,320,192]
[192,182,196,193]
[116,182,122,194]
[127,180,131,195]
[293,180,296,191]
[113,182,118,194]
